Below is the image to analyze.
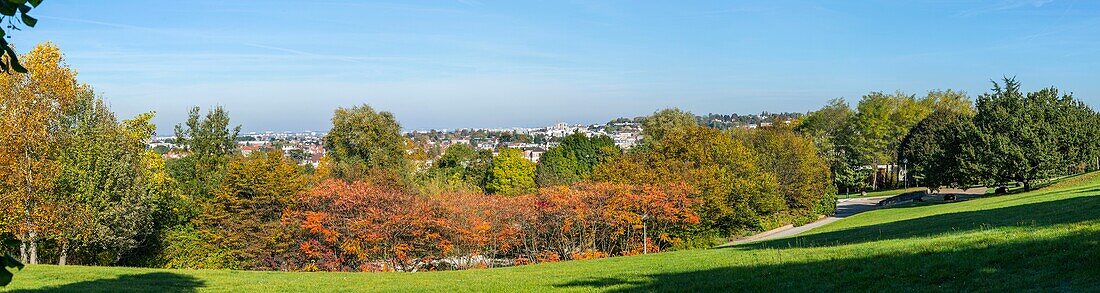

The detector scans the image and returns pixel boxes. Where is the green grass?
[5,173,1100,292]
[839,187,925,199]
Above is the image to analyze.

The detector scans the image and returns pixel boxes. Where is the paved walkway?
[723,195,893,246]
[722,187,989,247]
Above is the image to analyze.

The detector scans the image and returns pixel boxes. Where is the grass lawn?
[5,173,1100,292]
[838,187,925,199]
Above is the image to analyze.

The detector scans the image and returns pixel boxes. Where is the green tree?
[971,78,1095,190]
[641,108,698,144]
[899,109,980,191]
[417,143,488,195]
[796,98,858,193]
[323,104,408,180]
[436,143,478,171]
[738,126,836,217]
[594,126,783,234]
[432,143,493,187]
[153,145,170,155]
[924,89,973,116]
[848,92,935,190]
[484,148,536,196]
[535,133,619,187]
[172,106,241,200]
[53,94,173,266]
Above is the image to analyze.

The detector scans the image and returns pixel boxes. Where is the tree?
[640,108,697,144]
[289,179,450,272]
[593,126,783,234]
[203,150,307,270]
[738,126,836,217]
[323,104,408,180]
[520,182,699,260]
[848,92,935,190]
[485,148,537,196]
[899,109,980,190]
[535,133,619,187]
[0,0,44,74]
[53,94,172,266]
[172,106,241,200]
[797,98,858,193]
[0,43,83,264]
[971,78,1095,190]
[435,191,528,269]
[924,89,973,116]
[798,98,853,142]
[421,143,492,194]
[436,144,478,171]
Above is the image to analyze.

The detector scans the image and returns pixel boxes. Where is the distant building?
[521,147,547,162]
[240,145,263,156]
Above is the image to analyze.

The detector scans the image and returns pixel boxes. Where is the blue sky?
[12,0,1100,132]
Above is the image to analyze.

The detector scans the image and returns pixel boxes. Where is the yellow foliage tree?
[0,42,84,264]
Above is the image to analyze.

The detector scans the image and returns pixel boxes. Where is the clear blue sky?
[13,0,1100,132]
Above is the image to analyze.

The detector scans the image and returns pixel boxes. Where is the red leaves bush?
[285,180,699,272]
[287,180,449,272]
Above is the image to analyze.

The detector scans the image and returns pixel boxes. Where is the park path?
[722,187,989,247]
[722,195,892,246]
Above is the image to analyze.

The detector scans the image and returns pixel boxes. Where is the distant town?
[147,112,802,167]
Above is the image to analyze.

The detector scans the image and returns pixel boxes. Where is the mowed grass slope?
[6,173,1100,292]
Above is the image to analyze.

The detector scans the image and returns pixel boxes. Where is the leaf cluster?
[0,0,43,74]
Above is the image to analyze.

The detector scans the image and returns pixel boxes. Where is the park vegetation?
[2,43,1097,274]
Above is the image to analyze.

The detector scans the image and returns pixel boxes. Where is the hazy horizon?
[12,0,1100,132]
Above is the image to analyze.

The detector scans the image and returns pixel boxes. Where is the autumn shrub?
[285,179,700,271]
[570,249,609,260]
[286,179,450,272]
[520,182,699,261]
[436,192,528,269]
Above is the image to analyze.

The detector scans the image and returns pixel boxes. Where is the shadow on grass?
[556,188,1100,291]
[557,228,1100,292]
[874,190,927,207]
[11,272,204,293]
[733,188,1100,250]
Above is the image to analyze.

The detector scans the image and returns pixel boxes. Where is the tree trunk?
[871,160,878,190]
[28,231,38,265]
[19,240,27,264]
[59,240,68,266]
[23,145,39,265]
[1023,180,1031,191]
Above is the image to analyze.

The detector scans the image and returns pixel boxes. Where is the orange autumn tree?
[288,179,450,272]
[436,192,529,269]
[285,179,700,271]
[521,182,699,261]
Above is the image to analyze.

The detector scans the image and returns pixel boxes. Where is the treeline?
[797,90,976,192]
[797,80,1100,193]
[899,79,1100,190]
[0,44,837,271]
[605,111,803,130]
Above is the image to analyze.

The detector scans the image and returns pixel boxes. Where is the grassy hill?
[5,173,1100,292]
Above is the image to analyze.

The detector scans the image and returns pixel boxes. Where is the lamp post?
[642,213,649,255]
[903,158,908,189]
